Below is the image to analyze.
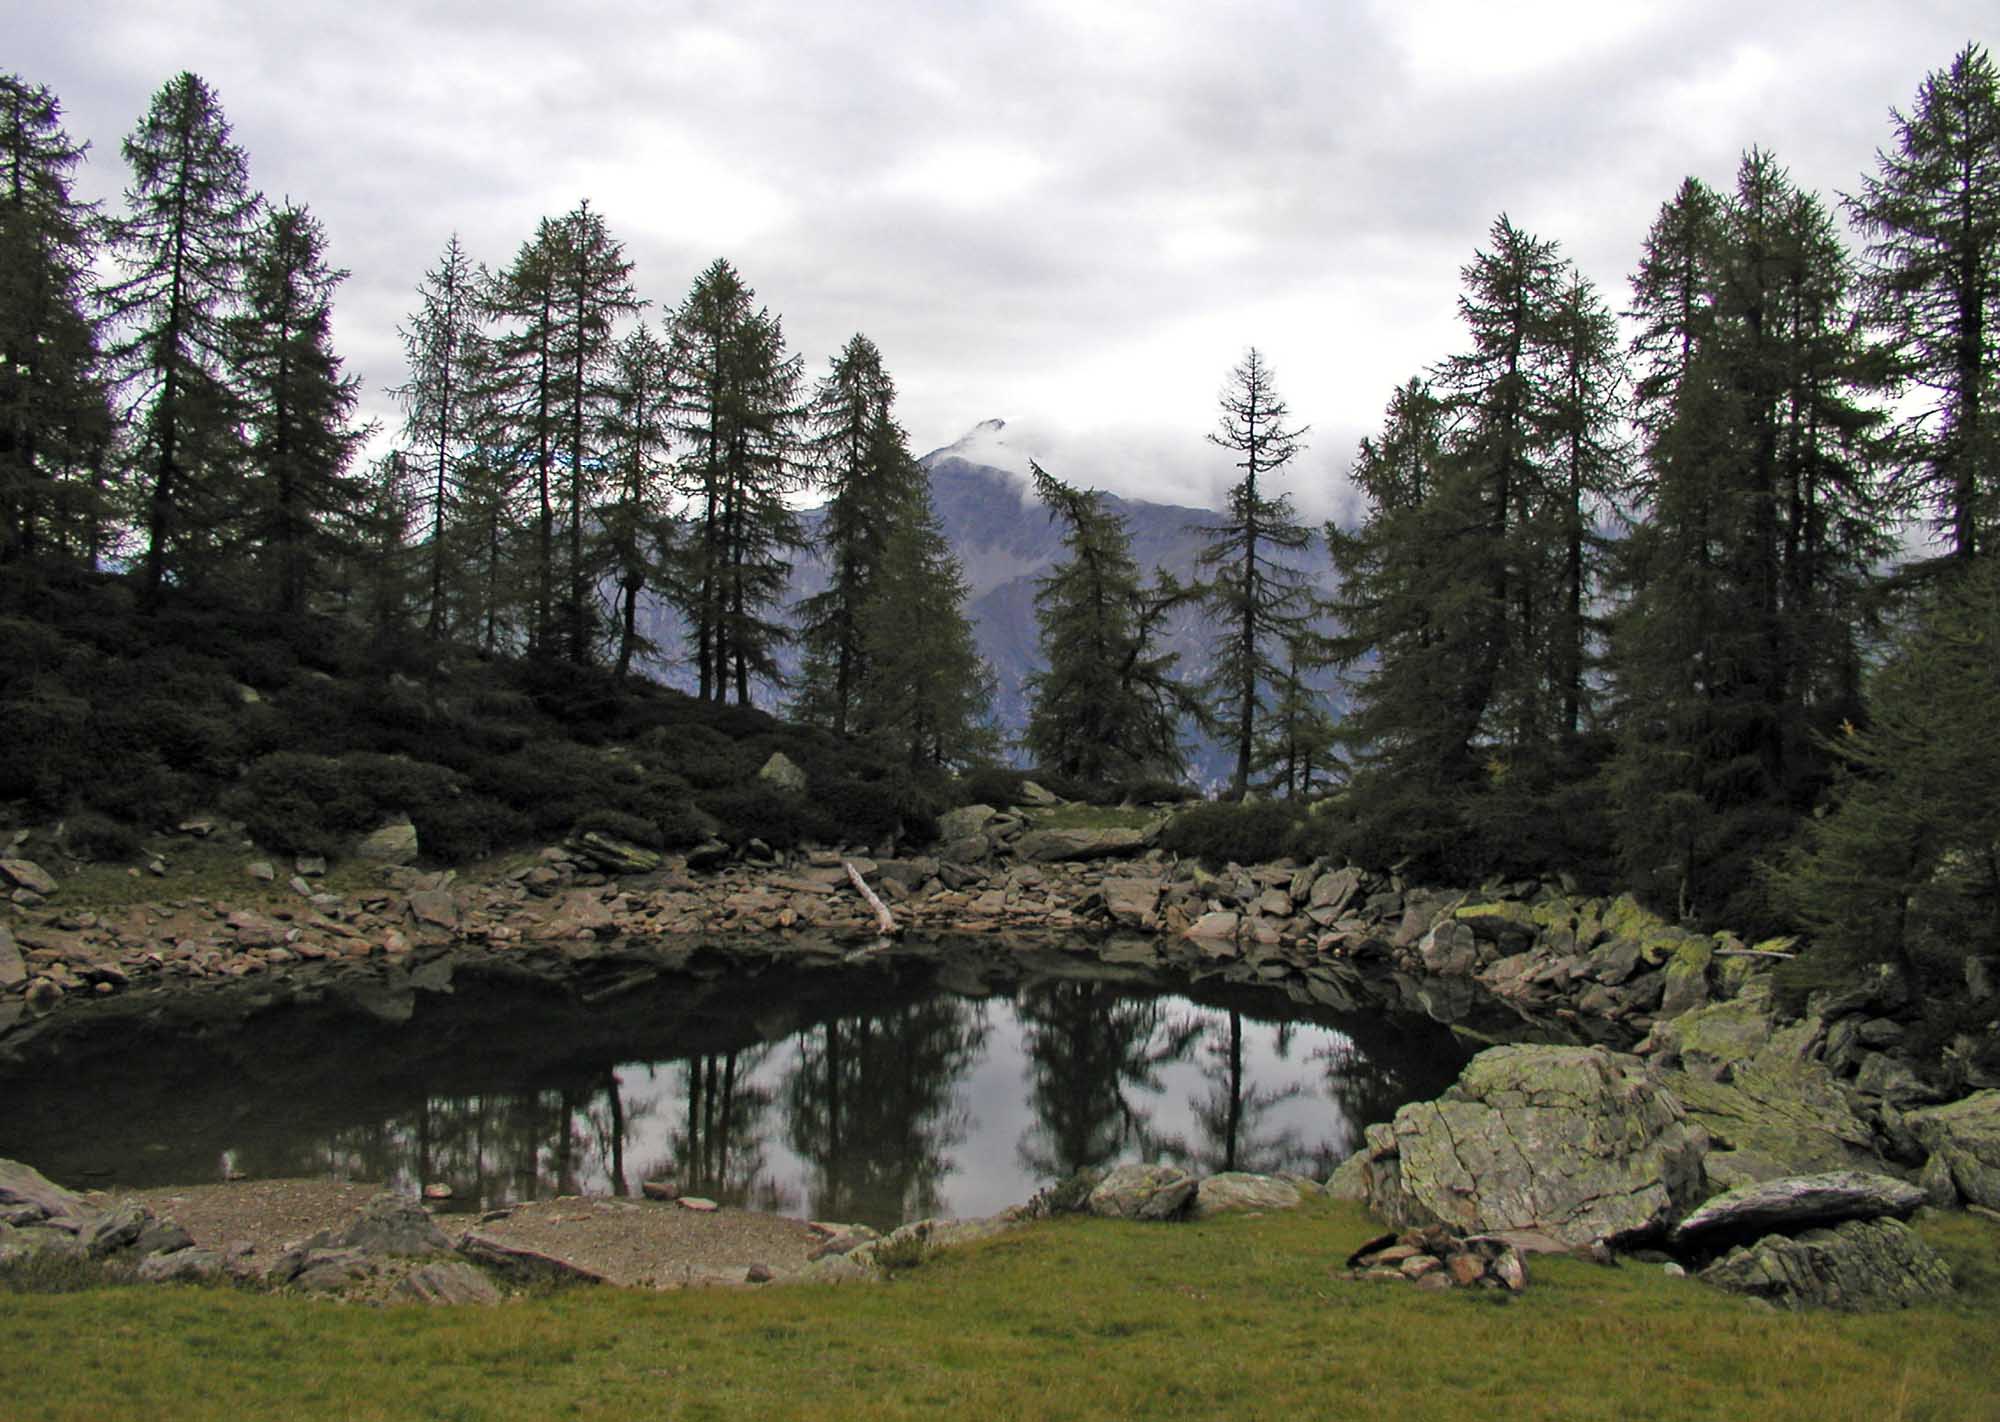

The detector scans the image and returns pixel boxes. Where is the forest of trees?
[3,48,1997,1002]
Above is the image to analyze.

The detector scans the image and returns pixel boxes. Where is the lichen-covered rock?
[1698,1217,1953,1311]
[396,1260,502,1306]
[0,859,57,896]
[137,1248,224,1284]
[1189,1172,1308,1219]
[355,819,419,866]
[564,831,663,876]
[1013,827,1145,863]
[1086,1163,1197,1221]
[0,924,25,990]
[1648,989,1777,1081]
[935,805,997,844]
[756,752,808,794]
[1672,1171,1926,1249]
[326,1193,453,1257]
[0,1157,90,1228]
[1661,1057,1882,1191]
[1903,1091,2000,1209]
[1355,1045,1707,1247]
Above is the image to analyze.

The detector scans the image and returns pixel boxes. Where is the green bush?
[0,617,72,677]
[61,810,144,863]
[698,784,836,850]
[572,807,665,849]
[337,751,459,817]
[1158,800,1302,867]
[1117,778,1200,806]
[83,762,200,827]
[644,724,750,791]
[226,752,377,857]
[955,766,1028,809]
[814,776,904,845]
[411,796,531,863]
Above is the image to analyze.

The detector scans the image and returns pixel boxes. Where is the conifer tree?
[231,201,369,615]
[485,218,563,650]
[599,320,676,678]
[851,494,997,771]
[794,334,914,733]
[1850,43,2000,562]
[0,73,112,572]
[665,258,803,706]
[1193,349,1318,799]
[1608,153,1890,922]
[1023,460,1193,784]
[98,71,259,602]
[393,233,486,639]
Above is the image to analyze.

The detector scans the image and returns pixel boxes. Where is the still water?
[0,950,1475,1231]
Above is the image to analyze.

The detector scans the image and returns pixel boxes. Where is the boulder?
[326,1193,453,1257]
[1013,827,1145,863]
[457,1232,606,1286]
[564,831,663,876]
[1189,1172,1308,1219]
[1086,1164,1197,1221]
[406,888,460,931]
[0,859,57,896]
[1354,1045,1707,1247]
[1698,1217,1954,1312]
[84,1199,149,1257]
[757,752,809,794]
[0,925,25,990]
[936,805,998,844]
[1418,919,1479,976]
[1902,1091,2000,1209]
[356,820,419,866]
[1660,1054,1881,1192]
[1101,876,1163,930]
[397,1260,502,1306]
[1648,991,1777,1081]
[136,1248,224,1284]
[0,1158,90,1227]
[1018,780,1062,807]
[1671,1171,1926,1250]
[1659,939,1715,1019]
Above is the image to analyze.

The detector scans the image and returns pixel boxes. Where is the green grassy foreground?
[7,1202,1997,1422]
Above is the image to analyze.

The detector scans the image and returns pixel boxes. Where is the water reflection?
[0,964,1473,1231]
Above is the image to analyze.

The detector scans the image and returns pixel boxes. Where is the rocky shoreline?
[5,794,2000,1313]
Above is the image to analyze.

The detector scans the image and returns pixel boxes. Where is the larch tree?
[598,320,676,678]
[392,232,486,639]
[1023,459,1194,784]
[793,333,916,734]
[665,258,804,707]
[1849,42,2000,563]
[230,200,369,616]
[0,73,112,572]
[1193,348,1318,800]
[485,218,563,651]
[98,71,259,602]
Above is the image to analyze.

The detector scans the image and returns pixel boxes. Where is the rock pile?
[1342,1225,1529,1293]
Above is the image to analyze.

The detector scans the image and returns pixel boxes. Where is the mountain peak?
[926,418,1035,482]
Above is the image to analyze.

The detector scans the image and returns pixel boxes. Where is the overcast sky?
[12,1,1992,517]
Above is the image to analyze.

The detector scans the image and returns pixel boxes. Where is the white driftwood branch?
[845,860,898,937]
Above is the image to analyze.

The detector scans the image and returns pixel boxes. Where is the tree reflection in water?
[1013,981,1201,1179]
[1162,1008,1310,1176]
[629,1048,790,1214]
[782,997,989,1227]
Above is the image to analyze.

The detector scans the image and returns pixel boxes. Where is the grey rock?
[457,1232,606,1286]
[1356,1045,1707,1248]
[355,819,420,866]
[406,888,460,931]
[936,805,998,844]
[941,834,992,864]
[1017,780,1062,807]
[0,925,25,990]
[1325,1152,1369,1202]
[1661,1057,1881,1192]
[1086,1164,1197,1221]
[1967,956,1996,1004]
[245,860,276,883]
[85,1199,150,1258]
[328,1193,453,1257]
[1698,1217,1953,1312]
[133,1220,197,1259]
[0,1157,90,1225]
[685,838,732,871]
[1101,876,1163,929]
[565,831,663,876]
[757,751,808,794]
[293,1247,377,1291]
[1418,919,1479,977]
[0,859,57,896]
[137,1248,224,1284]
[295,854,328,877]
[1853,1052,1943,1109]
[1902,1091,2000,1209]
[396,1260,502,1306]
[1308,867,1364,917]
[1190,1172,1306,1219]
[1013,827,1146,862]
[1672,1171,1926,1249]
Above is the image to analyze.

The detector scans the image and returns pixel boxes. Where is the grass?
[6,1202,1997,1421]
[49,835,396,912]
[1025,803,1163,833]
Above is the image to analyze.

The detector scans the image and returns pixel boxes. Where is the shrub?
[954,766,1027,809]
[61,810,144,863]
[698,784,837,850]
[226,752,377,857]
[337,751,459,817]
[411,796,531,864]
[83,763,200,827]
[1117,778,1200,806]
[814,776,904,845]
[0,617,72,677]
[572,807,665,849]
[1158,800,1302,867]
[644,724,750,791]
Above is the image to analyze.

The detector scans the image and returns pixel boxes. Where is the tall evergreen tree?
[98,71,259,602]
[392,233,486,639]
[850,493,997,771]
[485,218,563,650]
[1608,153,1890,922]
[0,73,111,572]
[231,201,369,615]
[1850,43,2000,562]
[598,320,676,678]
[1023,459,1194,783]
[665,258,803,706]
[793,334,915,733]
[1193,348,1317,799]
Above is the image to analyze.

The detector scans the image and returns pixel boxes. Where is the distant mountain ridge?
[637,419,1340,785]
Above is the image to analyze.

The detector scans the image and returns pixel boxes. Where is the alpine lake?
[0,935,1511,1233]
